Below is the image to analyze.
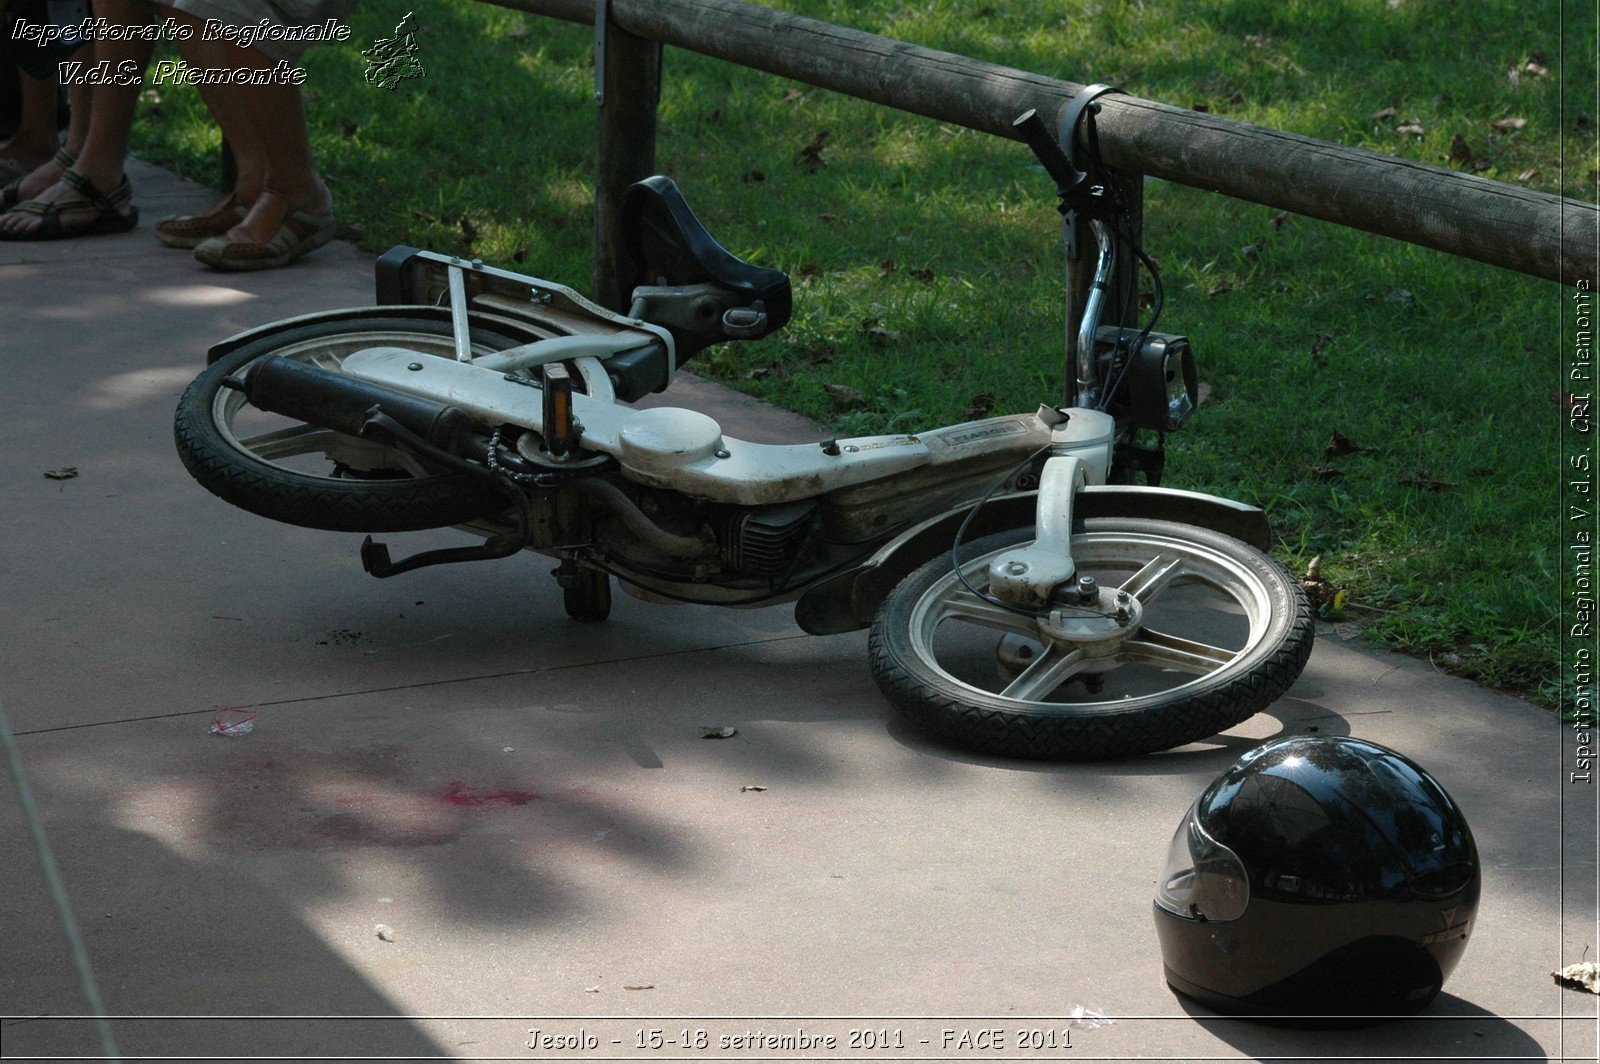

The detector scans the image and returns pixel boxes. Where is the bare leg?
[0,0,154,235]
[0,68,60,170]
[61,78,91,157]
[6,51,93,197]
[155,7,265,206]
[157,14,331,244]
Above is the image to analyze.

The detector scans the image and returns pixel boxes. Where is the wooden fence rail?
[485,0,1596,296]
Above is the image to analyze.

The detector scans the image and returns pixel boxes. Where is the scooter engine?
[715,501,819,577]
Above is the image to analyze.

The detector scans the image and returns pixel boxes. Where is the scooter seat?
[618,175,792,337]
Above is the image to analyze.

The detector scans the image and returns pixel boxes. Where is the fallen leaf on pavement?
[702,727,737,739]
[44,467,78,480]
[1554,962,1600,994]
[741,785,767,792]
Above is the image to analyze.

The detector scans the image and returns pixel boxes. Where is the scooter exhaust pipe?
[230,354,478,449]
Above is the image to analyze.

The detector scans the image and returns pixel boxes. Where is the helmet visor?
[1156,808,1250,922]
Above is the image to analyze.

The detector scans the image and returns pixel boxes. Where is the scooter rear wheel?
[174,310,539,533]
[868,519,1313,760]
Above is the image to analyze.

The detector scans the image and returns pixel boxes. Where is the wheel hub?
[1036,586,1142,654]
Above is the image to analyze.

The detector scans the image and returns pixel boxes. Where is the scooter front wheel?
[175,310,540,532]
[868,519,1313,760]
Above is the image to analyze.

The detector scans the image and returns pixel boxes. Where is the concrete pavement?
[0,160,1593,1062]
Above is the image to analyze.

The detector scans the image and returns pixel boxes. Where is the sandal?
[0,166,137,240]
[155,193,248,249]
[193,192,337,271]
[1,146,76,211]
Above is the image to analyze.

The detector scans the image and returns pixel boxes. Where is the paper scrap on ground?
[208,709,256,736]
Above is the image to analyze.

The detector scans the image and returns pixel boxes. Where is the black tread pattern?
[173,316,510,533]
[868,521,1315,761]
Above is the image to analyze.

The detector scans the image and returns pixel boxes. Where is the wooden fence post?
[593,7,662,310]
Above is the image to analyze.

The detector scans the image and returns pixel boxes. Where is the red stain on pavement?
[437,780,542,807]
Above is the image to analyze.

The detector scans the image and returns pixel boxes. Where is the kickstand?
[355,411,533,578]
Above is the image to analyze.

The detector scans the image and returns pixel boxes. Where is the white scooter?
[174,106,1311,759]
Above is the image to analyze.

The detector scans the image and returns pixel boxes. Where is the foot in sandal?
[155,193,249,249]
[1,147,77,211]
[0,167,137,240]
[193,190,337,271]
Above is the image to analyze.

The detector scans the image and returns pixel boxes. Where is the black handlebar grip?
[1013,109,1080,191]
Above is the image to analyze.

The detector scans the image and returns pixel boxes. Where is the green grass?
[129,0,1595,708]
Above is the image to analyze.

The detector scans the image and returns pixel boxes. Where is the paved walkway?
[0,160,1592,1062]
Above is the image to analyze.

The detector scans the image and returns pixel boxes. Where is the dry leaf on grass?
[1324,431,1363,458]
[1398,471,1458,491]
[798,130,830,171]
[963,392,996,419]
[824,383,867,406]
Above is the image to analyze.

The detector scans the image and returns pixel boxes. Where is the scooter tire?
[868,520,1314,760]
[174,312,535,533]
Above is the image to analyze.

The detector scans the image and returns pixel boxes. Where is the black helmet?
[1153,736,1479,1016]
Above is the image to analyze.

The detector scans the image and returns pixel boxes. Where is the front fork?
[985,409,1116,610]
[986,213,1121,611]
